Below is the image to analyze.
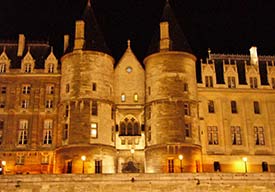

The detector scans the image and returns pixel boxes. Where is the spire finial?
[87,0,91,7]
[51,46,54,53]
[127,39,131,49]
[3,46,6,52]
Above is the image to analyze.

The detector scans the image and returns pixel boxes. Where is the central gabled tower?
[144,1,201,173]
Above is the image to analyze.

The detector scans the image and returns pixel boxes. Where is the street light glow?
[178,154,183,160]
[81,155,86,161]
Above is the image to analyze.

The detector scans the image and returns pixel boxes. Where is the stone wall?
[0,173,274,192]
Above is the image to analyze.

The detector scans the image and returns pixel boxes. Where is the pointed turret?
[147,0,192,55]
[74,0,110,54]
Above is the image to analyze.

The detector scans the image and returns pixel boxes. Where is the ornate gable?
[21,48,35,73]
[44,48,58,73]
[0,49,11,73]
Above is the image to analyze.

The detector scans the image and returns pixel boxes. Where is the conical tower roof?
[81,0,111,54]
[147,0,192,55]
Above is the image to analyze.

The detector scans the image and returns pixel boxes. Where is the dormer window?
[0,63,6,73]
[228,76,236,88]
[25,63,32,73]
[48,63,54,73]
[250,77,258,88]
[205,76,213,87]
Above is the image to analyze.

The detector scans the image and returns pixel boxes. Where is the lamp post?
[178,154,183,173]
[1,161,6,175]
[81,156,86,174]
[242,157,247,173]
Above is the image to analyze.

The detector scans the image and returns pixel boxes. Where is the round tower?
[144,2,201,173]
[55,2,116,174]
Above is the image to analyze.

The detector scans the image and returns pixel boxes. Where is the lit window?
[91,101,98,116]
[231,126,242,145]
[22,84,31,94]
[228,76,236,88]
[0,120,4,145]
[46,85,54,94]
[66,84,70,93]
[45,100,53,109]
[95,160,102,174]
[231,100,237,113]
[185,123,191,137]
[253,101,260,114]
[207,126,218,145]
[92,83,97,91]
[21,100,28,109]
[16,153,25,165]
[0,63,6,73]
[184,103,190,115]
[48,63,54,73]
[126,66,132,73]
[205,76,213,87]
[250,77,258,88]
[254,126,265,145]
[24,63,32,73]
[134,93,138,102]
[167,159,174,173]
[43,120,53,145]
[90,123,98,139]
[18,120,28,145]
[208,100,215,113]
[121,94,126,102]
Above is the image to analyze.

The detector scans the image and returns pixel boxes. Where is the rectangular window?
[184,83,188,92]
[184,103,190,115]
[16,153,25,165]
[63,124,69,140]
[228,76,236,88]
[66,84,70,93]
[25,64,32,73]
[95,160,102,174]
[148,106,151,119]
[205,76,213,87]
[185,123,191,137]
[21,100,28,109]
[0,121,3,145]
[255,126,265,145]
[0,63,6,73]
[43,120,53,145]
[1,86,6,94]
[48,64,54,73]
[0,100,5,108]
[168,159,174,173]
[90,123,98,139]
[91,101,98,116]
[121,94,126,102]
[254,101,260,114]
[134,93,138,102]
[65,105,69,117]
[272,77,275,89]
[147,126,151,142]
[22,84,31,94]
[231,126,242,145]
[208,100,215,113]
[250,77,258,88]
[207,126,219,145]
[18,120,28,145]
[46,100,53,109]
[92,83,96,91]
[231,100,237,113]
[46,85,54,94]
[148,87,151,95]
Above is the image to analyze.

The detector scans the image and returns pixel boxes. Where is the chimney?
[250,46,258,65]
[160,21,170,51]
[17,34,25,56]
[74,20,85,50]
[64,35,69,53]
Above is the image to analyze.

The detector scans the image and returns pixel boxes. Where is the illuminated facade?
[0,1,275,174]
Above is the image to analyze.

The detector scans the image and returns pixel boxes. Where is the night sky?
[0,0,275,62]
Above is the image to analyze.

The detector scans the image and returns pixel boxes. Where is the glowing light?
[130,149,135,154]
[1,161,6,166]
[242,157,247,162]
[178,154,183,160]
[81,155,86,161]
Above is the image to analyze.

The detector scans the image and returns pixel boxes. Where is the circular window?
[126,66,132,73]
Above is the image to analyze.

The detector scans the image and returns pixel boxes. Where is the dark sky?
[0,0,275,62]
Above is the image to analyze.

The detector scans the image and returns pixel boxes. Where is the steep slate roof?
[0,42,51,69]
[81,0,111,54]
[147,1,192,55]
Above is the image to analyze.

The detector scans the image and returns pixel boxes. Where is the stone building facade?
[0,1,275,175]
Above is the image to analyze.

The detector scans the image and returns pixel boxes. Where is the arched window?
[119,117,140,136]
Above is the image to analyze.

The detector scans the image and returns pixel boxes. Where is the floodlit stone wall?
[0,173,274,192]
